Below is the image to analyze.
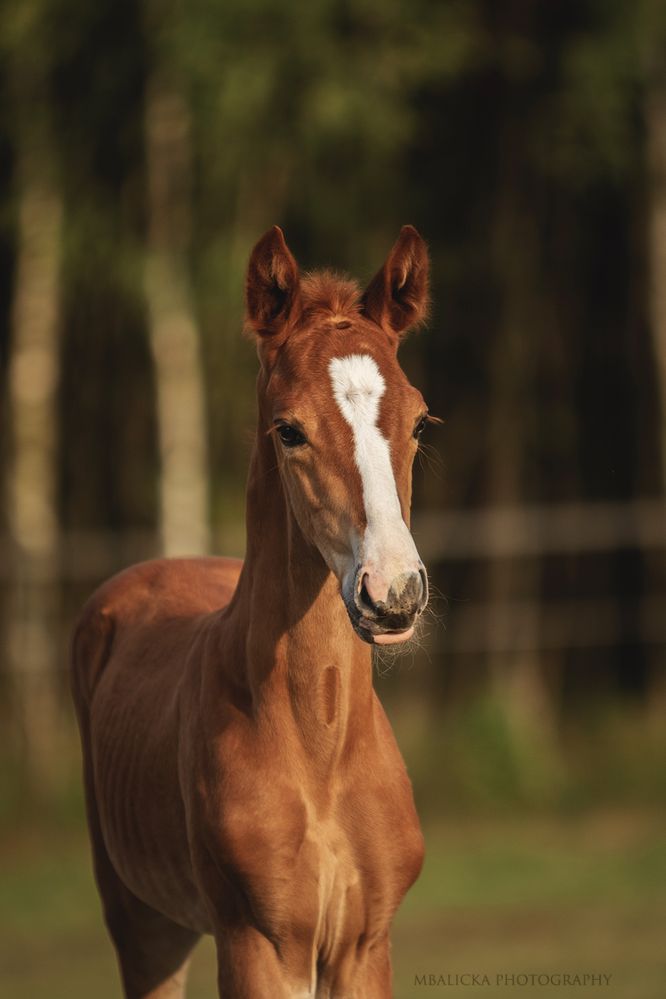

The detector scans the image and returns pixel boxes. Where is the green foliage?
[1,0,664,792]
[2,0,661,507]
[387,693,666,816]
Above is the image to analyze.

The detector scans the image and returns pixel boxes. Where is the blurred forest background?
[1,0,665,996]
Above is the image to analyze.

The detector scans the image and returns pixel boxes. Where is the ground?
[1,808,664,998]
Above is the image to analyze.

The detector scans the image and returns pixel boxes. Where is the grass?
[393,809,666,998]
[1,808,664,998]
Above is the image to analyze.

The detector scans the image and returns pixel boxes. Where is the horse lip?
[343,594,416,645]
[373,626,415,645]
[354,615,415,645]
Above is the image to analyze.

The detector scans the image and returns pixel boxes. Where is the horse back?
[71,556,243,707]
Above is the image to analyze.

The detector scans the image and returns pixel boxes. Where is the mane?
[299,270,363,324]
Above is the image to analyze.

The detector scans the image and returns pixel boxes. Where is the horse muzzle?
[348,565,428,645]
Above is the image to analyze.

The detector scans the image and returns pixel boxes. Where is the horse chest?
[299,816,366,959]
[213,767,417,963]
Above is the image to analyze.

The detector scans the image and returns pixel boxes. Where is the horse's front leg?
[359,935,393,998]
[214,923,313,998]
[317,934,392,999]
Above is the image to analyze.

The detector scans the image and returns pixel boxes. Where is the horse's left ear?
[361,225,429,339]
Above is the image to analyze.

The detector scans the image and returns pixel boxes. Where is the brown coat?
[72,226,431,998]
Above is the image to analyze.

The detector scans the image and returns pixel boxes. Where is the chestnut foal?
[72,225,432,998]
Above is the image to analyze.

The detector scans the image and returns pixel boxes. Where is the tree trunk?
[144,76,210,556]
[646,75,666,492]
[483,103,558,770]
[643,65,666,718]
[5,90,63,792]
[486,196,551,737]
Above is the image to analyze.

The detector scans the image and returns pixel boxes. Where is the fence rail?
[0,498,663,582]
[1,499,664,663]
[435,594,666,655]
[412,498,665,560]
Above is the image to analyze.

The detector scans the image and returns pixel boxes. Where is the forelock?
[299,271,362,325]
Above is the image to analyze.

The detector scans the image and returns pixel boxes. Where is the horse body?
[74,558,241,935]
[73,226,432,997]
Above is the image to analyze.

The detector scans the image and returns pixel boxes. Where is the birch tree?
[4,4,63,789]
[144,66,210,556]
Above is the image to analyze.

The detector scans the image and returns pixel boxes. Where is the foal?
[72,225,432,998]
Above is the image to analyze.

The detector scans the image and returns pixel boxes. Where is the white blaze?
[328,354,421,594]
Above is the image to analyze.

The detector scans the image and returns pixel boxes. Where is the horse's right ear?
[245,226,301,342]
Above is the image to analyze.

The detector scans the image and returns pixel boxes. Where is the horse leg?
[75,715,199,995]
[317,935,392,999]
[72,619,200,997]
[103,889,199,999]
[361,936,393,998]
[85,773,199,998]
[214,924,303,998]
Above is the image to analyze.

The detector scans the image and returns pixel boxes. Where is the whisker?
[417,442,445,478]
[371,606,437,677]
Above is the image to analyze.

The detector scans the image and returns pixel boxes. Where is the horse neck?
[224,418,374,764]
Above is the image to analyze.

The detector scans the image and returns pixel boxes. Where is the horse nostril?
[418,567,428,607]
[398,570,424,614]
[356,569,426,621]
[358,574,379,615]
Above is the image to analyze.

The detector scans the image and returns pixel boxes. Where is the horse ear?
[245,226,301,340]
[361,225,429,339]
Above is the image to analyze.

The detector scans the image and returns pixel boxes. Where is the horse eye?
[413,414,428,439]
[276,423,307,448]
